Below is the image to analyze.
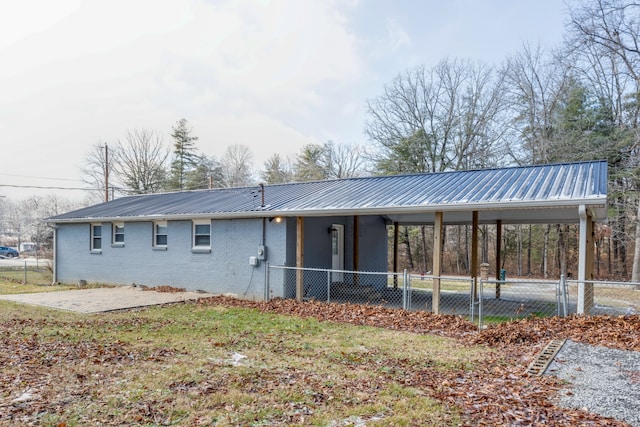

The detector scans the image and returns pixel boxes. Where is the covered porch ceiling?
[382,204,607,226]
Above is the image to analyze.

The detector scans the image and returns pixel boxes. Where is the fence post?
[470,278,476,322]
[24,261,27,284]
[556,276,561,317]
[407,271,412,310]
[327,270,331,303]
[402,269,408,310]
[561,275,569,317]
[478,278,484,331]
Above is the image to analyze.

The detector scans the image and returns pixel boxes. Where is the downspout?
[51,224,57,285]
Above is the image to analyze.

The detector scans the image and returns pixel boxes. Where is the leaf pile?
[197,296,478,337]
[472,314,640,352]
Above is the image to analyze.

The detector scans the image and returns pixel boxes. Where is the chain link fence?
[0,258,53,285]
[267,265,640,330]
[267,265,474,314]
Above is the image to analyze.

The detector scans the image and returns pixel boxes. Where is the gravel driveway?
[0,286,214,313]
[545,340,640,427]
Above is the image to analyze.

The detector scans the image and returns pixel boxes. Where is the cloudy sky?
[0,0,568,200]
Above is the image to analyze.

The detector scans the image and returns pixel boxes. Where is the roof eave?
[45,196,608,224]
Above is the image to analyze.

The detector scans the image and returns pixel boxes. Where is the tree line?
[82,119,368,200]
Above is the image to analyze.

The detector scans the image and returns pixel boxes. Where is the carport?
[285,161,607,314]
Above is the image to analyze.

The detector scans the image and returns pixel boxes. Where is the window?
[193,220,211,249]
[153,221,168,248]
[90,224,102,252]
[112,222,125,245]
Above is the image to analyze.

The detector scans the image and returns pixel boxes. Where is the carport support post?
[577,205,594,314]
[495,220,502,299]
[471,211,479,300]
[393,222,399,288]
[296,216,304,302]
[353,215,359,285]
[432,211,443,314]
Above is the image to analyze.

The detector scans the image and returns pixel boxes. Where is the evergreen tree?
[166,119,199,191]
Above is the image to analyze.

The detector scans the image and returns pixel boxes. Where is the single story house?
[47,160,608,313]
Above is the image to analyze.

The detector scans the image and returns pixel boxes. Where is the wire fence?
[267,264,640,329]
[0,258,53,284]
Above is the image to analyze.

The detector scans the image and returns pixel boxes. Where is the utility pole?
[104,143,109,202]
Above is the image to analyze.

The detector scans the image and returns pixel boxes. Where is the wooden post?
[471,211,479,299]
[432,212,443,314]
[495,219,502,299]
[393,222,399,289]
[353,216,359,286]
[296,217,304,302]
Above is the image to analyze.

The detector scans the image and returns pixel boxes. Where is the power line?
[0,172,83,183]
[0,184,97,191]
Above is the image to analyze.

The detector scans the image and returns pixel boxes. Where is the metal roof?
[48,160,608,225]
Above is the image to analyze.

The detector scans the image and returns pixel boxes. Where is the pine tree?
[166,119,199,191]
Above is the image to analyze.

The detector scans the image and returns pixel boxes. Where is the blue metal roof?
[48,161,608,224]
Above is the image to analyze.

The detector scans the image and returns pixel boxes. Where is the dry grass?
[0,300,484,426]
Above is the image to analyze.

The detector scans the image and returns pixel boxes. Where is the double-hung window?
[153,221,168,249]
[192,220,211,251]
[90,224,102,252]
[112,222,125,246]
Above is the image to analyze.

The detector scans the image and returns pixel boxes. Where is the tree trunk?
[402,226,414,270]
[420,225,429,273]
[456,225,463,274]
[517,225,523,277]
[632,201,640,282]
[557,224,567,277]
[464,225,470,274]
[608,234,612,277]
[619,216,628,278]
[481,224,489,264]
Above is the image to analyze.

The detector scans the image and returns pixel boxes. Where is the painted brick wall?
[55,218,287,300]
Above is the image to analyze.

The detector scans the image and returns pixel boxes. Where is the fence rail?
[267,264,640,330]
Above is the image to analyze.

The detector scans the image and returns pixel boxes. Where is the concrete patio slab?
[0,286,214,313]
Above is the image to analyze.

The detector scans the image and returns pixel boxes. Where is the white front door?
[331,224,344,282]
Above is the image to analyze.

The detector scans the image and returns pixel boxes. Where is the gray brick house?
[47,161,608,311]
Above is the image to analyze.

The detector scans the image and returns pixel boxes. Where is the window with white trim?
[192,220,211,249]
[90,223,102,252]
[153,221,168,248]
[112,222,125,245]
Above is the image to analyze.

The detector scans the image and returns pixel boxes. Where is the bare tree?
[80,141,114,202]
[221,144,255,187]
[324,141,367,178]
[112,130,170,195]
[566,0,640,281]
[501,43,572,164]
[366,58,507,174]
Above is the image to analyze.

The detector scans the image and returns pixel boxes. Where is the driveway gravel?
[545,339,640,427]
[0,286,214,313]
